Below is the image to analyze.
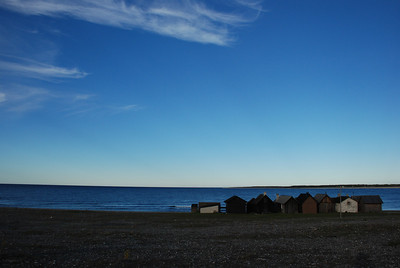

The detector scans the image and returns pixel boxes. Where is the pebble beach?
[1,207,400,267]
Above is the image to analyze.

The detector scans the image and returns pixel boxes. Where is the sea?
[0,184,399,212]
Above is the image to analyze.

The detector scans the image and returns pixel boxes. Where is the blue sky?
[0,0,399,187]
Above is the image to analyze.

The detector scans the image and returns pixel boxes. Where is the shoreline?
[1,207,400,267]
[1,206,400,213]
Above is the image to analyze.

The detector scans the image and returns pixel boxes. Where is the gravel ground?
[1,207,400,267]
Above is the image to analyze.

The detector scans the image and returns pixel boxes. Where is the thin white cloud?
[0,85,53,112]
[0,84,139,116]
[235,0,263,10]
[0,58,88,80]
[74,94,95,101]
[63,106,99,117]
[122,104,139,110]
[7,86,51,101]
[0,0,263,45]
[112,104,141,112]
[64,103,141,117]
[7,102,44,113]
[0,55,89,114]
[0,92,6,103]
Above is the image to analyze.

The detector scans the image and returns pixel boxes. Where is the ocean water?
[0,184,399,212]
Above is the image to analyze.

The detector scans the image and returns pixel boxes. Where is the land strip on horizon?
[232,184,400,189]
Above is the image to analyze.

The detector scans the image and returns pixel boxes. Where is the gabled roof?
[352,195,383,204]
[275,195,296,204]
[331,196,354,203]
[248,198,256,205]
[314,194,330,203]
[296,193,313,204]
[254,194,265,203]
[254,193,273,204]
[224,195,247,204]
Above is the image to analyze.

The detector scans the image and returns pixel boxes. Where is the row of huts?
[193,193,383,214]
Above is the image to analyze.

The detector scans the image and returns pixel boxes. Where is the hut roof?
[331,196,353,203]
[248,197,256,205]
[296,193,313,204]
[254,193,272,204]
[198,202,220,208]
[224,195,247,204]
[352,195,383,204]
[314,194,329,203]
[275,195,295,204]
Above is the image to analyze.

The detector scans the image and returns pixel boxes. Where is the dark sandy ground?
[1,207,400,267]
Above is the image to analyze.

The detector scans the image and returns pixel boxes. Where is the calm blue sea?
[0,184,399,212]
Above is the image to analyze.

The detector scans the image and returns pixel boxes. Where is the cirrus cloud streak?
[0,58,88,80]
[0,0,263,46]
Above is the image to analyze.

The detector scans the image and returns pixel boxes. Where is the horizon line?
[1,182,400,189]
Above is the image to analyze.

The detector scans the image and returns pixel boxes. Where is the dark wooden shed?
[314,194,335,213]
[224,195,247,214]
[247,198,256,213]
[352,195,383,212]
[296,193,318,214]
[275,195,298,214]
[191,204,198,213]
[247,193,275,214]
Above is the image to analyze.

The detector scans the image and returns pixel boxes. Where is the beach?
[1,208,400,267]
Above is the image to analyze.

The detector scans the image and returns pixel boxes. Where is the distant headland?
[232,184,400,189]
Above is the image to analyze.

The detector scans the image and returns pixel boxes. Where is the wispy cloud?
[0,55,91,115]
[74,94,95,101]
[0,92,6,103]
[0,0,263,45]
[0,56,88,80]
[0,85,53,112]
[0,84,139,116]
[111,104,141,113]
[64,103,142,117]
[0,55,137,117]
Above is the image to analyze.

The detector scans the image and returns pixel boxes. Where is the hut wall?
[256,203,264,214]
[226,203,246,214]
[247,203,257,214]
[200,205,219,213]
[283,199,298,214]
[318,203,335,213]
[273,202,282,213]
[361,204,382,213]
[191,204,198,213]
[335,199,358,213]
[261,201,275,214]
[302,197,317,214]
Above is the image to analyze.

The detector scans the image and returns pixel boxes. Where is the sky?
[0,0,399,187]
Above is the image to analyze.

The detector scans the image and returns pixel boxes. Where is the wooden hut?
[191,204,198,213]
[247,193,275,214]
[247,198,256,213]
[198,202,220,213]
[275,195,298,214]
[224,195,247,214]
[332,196,358,213]
[296,193,318,214]
[314,194,335,213]
[352,195,383,212]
